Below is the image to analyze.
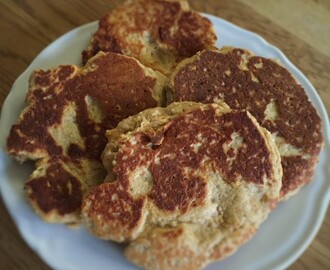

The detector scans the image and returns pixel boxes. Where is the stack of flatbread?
[7,0,323,269]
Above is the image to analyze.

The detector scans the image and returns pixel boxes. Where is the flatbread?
[82,101,282,269]
[7,52,167,224]
[82,0,216,75]
[167,47,323,199]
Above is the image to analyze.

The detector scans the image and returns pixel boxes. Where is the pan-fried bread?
[7,51,167,224]
[82,102,282,269]
[82,0,216,75]
[167,48,323,199]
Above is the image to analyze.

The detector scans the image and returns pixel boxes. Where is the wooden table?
[0,0,329,269]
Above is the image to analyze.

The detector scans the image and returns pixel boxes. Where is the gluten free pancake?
[82,0,216,75]
[82,102,282,270]
[7,52,167,224]
[167,47,323,199]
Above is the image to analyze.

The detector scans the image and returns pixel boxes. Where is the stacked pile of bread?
[7,1,323,269]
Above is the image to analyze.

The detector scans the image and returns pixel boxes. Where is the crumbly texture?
[167,47,324,199]
[82,0,217,75]
[7,52,167,224]
[82,101,282,270]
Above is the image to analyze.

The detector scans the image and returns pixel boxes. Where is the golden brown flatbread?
[7,52,167,224]
[167,47,323,199]
[82,0,217,75]
[82,101,282,269]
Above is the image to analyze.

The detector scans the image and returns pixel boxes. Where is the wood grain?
[0,0,329,269]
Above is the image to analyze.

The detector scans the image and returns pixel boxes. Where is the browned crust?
[82,182,147,241]
[82,0,216,74]
[168,48,324,198]
[82,101,282,269]
[25,160,83,218]
[7,52,166,223]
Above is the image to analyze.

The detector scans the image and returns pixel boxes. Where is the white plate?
[0,14,329,270]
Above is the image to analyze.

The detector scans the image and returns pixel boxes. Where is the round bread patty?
[167,47,323,199]
[82,101,282,270]
[82,0,216,75]
[7,51,167,224]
